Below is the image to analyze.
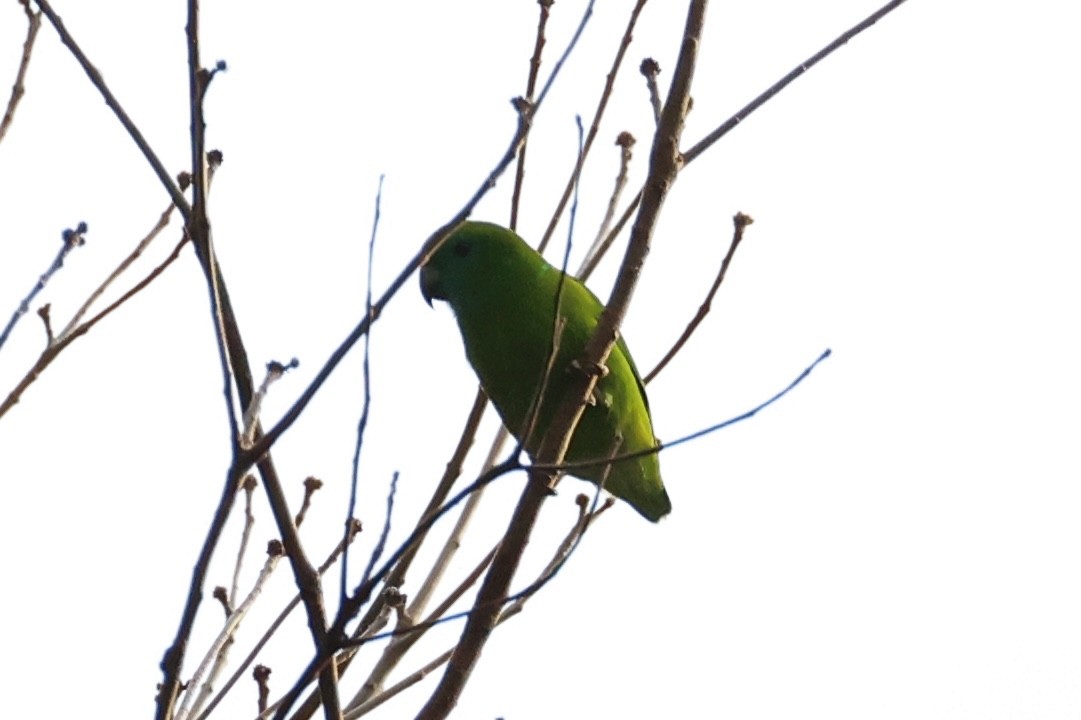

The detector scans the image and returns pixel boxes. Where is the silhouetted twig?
[0,222,85,353]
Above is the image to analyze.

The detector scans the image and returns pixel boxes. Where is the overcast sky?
[1,1,1078,718]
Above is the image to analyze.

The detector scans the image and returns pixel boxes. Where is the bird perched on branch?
[420,221,670,521]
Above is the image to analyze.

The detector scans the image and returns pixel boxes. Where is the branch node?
[37,304,53,345]
[212,586,232,616]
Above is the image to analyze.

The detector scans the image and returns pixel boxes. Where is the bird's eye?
[453,241,471,258]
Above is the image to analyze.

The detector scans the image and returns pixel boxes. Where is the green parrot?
[420,221,671,521]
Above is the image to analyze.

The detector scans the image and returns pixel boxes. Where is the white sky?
[1,1,1079,718]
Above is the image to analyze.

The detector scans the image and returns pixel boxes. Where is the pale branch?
[581,131,636,279]
[340,426,509,712]
[408,426,510,619]
[176,543,284,720]
[231,474,259,607]
[242,359,300,448]
[196,521,362,720]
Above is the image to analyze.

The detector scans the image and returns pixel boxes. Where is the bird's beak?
[419,264,442,307]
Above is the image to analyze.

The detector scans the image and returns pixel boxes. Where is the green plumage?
[420,221,670,521]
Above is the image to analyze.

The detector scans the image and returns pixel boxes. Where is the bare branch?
[176,542,285,720]
[0,1,42,146]
[588,0,912,284]
[509,0,554,230]
[640,57,662,125]
[580,131,636,279]
[32,0,190,215]
[0,222,86,354]
[683,0,911,164]
[1,232,186,420]
[342,176,383,604]
[537,0,647,255]
[644,211,753,384]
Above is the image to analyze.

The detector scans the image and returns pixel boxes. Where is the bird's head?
[420,221,539,309]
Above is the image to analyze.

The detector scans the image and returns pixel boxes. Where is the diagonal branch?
[414,3,708,719]
[0,1,41,146]
[32,0,190,215]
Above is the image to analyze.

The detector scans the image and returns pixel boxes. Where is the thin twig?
[644,212,753,384]
[342,176,383,604]
[509,0,553,230]
[230,474,259,607]
[535,348,833,476]
[581,132,635,275]
[0,222,86,353]
[0,1,42,146]
[357,473,398,599]
[242,359,300,447]
[341,424,507,708]
[640,58,663,125]
[683,0,911,165]
[0,233,186,420]
[537,0,647,255]
[60,196,180,339]
[32,0,190,215]
[294,476,324,528]
[533,0,595,110]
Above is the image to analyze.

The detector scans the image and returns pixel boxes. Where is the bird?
[420,220,670,521]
